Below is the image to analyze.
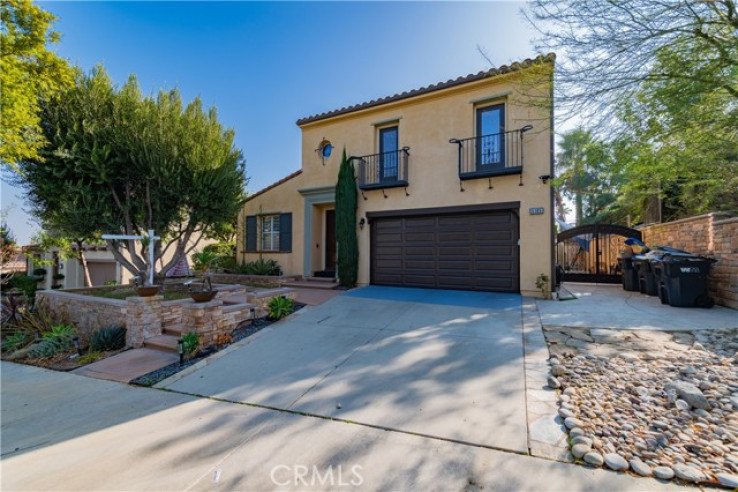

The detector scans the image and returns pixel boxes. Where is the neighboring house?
[25,244,126,289]
[239,54,555,297]
[24,237,205,289]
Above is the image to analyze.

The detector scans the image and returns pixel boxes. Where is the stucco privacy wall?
[239,59,554,297]
[640,213,738,310]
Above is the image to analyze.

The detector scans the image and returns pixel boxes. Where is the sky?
[2,1,540,245]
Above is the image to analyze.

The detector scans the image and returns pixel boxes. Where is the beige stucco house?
[238,54,555,297]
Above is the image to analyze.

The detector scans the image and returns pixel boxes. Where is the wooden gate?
[556,224,642,283]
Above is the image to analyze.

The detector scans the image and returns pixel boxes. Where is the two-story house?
[238,54,554,297]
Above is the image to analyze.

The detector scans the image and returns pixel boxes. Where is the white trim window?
[260,215,280,251]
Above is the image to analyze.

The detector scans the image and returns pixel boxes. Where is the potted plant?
[536,273,551,300]
[133,275,160,297]
[187,251,219,302]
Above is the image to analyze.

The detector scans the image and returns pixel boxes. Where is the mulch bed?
[129,303,305,387]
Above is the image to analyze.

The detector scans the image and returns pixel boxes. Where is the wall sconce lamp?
[539,174,552,184]
[315,138,333,166]
[358,218,366,230]
[520,124,534,133]
[73,336,83,356]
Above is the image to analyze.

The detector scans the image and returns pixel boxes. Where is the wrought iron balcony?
[450,126,533,181]
[355,147,410,190]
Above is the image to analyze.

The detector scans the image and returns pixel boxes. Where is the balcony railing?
[450,126,532,181]
[356,147,410,190]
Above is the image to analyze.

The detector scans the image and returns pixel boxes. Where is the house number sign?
[529,207,545,215]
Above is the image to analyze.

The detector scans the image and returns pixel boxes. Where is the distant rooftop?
[296,53,555,126]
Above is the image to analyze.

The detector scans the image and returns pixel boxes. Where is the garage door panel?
[371,209,519,292]
[405,217,436,228]
[405,232,435,242]
[438,232,472,242]
[405,246,434,256]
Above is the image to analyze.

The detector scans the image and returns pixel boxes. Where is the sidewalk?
[2,361,686,491]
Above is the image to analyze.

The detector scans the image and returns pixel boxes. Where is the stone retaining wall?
[38,285,286,349]
[210,273,299,287]
[640,213,738,309]
[37,291,126,346]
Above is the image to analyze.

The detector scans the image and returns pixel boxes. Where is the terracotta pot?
[136,285,161,297]
[189,290,218,303]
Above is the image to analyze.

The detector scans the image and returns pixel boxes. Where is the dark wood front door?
[325,209,336,271]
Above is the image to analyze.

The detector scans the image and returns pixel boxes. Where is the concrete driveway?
[161,286,528,452]
[541,283,738,331]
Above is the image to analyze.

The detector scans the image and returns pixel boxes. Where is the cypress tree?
[335,148,358,288]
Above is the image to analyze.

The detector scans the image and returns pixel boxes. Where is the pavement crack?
[153,386,531,459]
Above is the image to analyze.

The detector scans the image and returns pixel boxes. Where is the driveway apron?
[162,286,528,452]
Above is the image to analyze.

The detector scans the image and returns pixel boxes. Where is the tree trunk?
[75,240,93,287]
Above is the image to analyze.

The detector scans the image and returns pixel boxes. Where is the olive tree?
[18,67,247,283]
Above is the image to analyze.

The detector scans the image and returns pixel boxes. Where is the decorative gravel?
[130,303,305,387]
[543,326,738,488]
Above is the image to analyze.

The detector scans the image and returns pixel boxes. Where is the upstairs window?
[379,126,399,181]
[476,104,505,169]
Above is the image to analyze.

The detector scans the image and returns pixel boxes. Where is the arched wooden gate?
[556,224,642,283]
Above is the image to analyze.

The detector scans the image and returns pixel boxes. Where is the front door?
[325,209,336,272]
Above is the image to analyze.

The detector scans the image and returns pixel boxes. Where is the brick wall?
[640,213,738,309]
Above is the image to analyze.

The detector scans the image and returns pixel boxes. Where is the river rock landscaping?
[543,325,738,488]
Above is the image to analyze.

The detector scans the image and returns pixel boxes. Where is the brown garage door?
[371,209,519,292]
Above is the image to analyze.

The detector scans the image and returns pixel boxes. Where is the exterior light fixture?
[316,138,333,166]
[359,218,366,230]
[178,338,184,365]
[520,124,534,133]
[539,174,552,184]
[73,336,83,356]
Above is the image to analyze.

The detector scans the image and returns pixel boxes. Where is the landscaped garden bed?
[130,300,306,387]
[1,298,129,372]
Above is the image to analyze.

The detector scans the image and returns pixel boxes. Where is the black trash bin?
[633,255,658,296]
[652,255,716,308]
[618,257,638,292]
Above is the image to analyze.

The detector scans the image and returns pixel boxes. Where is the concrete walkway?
[539,283,738,331]
[1,361,679,491]
[160,286,529,452]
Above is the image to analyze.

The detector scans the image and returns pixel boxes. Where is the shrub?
[14,304,65,336]
[267,296,294,320]
[90,326,127,351]
[203,241,235,257]
[182,332,199,356]
[9,275,37,304]
[33,268,47,276]
[53,273,65,280]
[216,255,237,272]
[234,258,281,276]
[76,351,104,364]
[191,251,219,274]
[27,323,75,359]
[1,331,29,352]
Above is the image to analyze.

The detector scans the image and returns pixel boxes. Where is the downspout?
[549,58,556,294]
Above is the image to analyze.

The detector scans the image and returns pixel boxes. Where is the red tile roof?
[297,53,555,126]
[245,169,303,202]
